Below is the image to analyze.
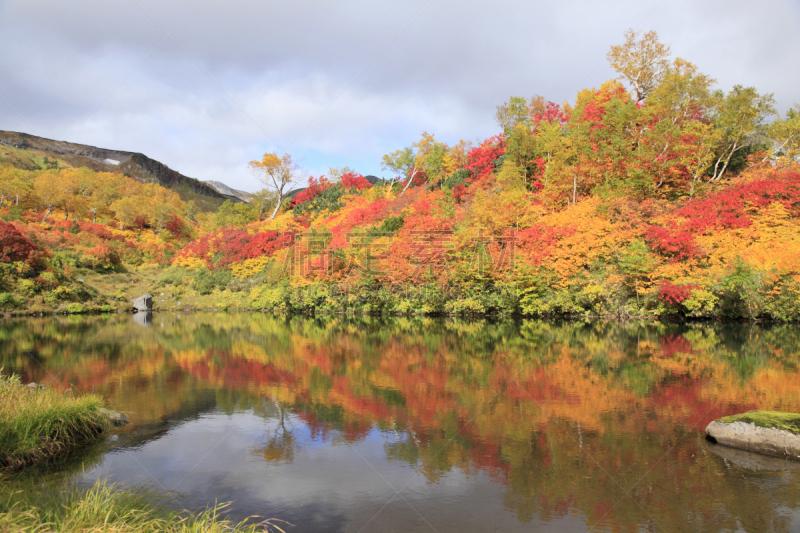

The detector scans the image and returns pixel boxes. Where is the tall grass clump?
[0,372,110,470]
[0,479,289,532]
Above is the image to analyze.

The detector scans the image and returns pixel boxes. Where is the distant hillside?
[204,180,252,203]
[0,131,250,212]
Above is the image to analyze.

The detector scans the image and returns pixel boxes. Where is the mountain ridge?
[0,130,251,211]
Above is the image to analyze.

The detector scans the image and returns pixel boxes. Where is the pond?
[2,313,800,532]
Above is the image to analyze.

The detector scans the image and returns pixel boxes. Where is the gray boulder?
[131,294,153,312]
[706,439,800,472]
[98,407,130,426]
[706,420,800,459]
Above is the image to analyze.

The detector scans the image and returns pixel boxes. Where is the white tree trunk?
[399,168,419,196]
[269,194,283,220]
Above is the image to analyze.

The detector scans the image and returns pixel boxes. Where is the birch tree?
[607,29,671,103]
[248,153,300,219]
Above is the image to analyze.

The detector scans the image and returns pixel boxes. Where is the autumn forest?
[1,30,800,320]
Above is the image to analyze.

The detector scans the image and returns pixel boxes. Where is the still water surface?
[2,313,800,532]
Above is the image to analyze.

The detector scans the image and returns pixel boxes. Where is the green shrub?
[49,252,80,271]
[716,259,765,319]
[64,303,85,314]
[0,293,16,308]
[214,200,258,228]
[442,169,471,190]
[0,206,22,222]
[155,266,188,288]
[16,279,35,297]
[293,184,348,217]
[377,215,405,234]
[193,268,233,295]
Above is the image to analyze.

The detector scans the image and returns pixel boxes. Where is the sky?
[1,0,799,193]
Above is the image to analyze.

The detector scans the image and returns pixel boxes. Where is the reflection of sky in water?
[84,411,589,532]
[5,314,800,532]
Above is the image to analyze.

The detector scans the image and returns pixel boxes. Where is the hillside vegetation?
[1,30,799,319]
[0,131,235,211]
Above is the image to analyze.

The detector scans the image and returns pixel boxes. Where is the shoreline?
[3,306,797,323]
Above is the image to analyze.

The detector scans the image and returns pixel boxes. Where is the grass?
[0,372,111,470]
[0,371,289,531]
[0,478,289,532]
[719,410,800,435]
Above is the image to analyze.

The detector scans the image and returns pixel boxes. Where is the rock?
[133,311,152,327]
[26,382,37,392]
[706,420,800,459]
[38,384,46,391]
[131,295,153,313]
[98,407,130,426]
[706,439,800,472]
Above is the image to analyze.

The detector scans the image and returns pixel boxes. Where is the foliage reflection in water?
[1,313,800,532]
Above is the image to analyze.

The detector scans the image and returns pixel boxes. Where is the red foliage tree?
[340,172,372,191]
[531,101,570,129]
[85,244,122,266]
[165,214,188,238]
[215,229,284,268]
[645,224,698,261]
[658,280,699,304]
[677,173,800,233]
[291,177,333,206]
[465,135,506,183]
[452,183,466,203]
[0,221,40,266]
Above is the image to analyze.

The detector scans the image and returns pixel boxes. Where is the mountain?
[0,131,250,212]
[203,180,252,203]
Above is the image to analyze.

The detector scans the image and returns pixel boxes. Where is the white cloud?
[1,0,798,192]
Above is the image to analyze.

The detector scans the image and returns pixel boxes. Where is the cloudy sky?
[1,0,798,192]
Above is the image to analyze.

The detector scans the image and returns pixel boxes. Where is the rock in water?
[98,407,130,426]
[131,294,153,313]
[706,410,800,459]
[706,440,800,472]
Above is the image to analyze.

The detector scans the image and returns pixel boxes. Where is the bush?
[82,245,122,272]
[49,252,80,271]
[0,206,22,222]
[292,180,348,217]
[716,259,765,319]
[64,303,85,314]
[373,215,405,235]
[0,221,38,265]
[340,172,373,191]
[165,214,189,238]
[0,292,17,308]
[442,169,471,190]
[193,268,233,295]
[155,266,189,288]
[214,200,257,228]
